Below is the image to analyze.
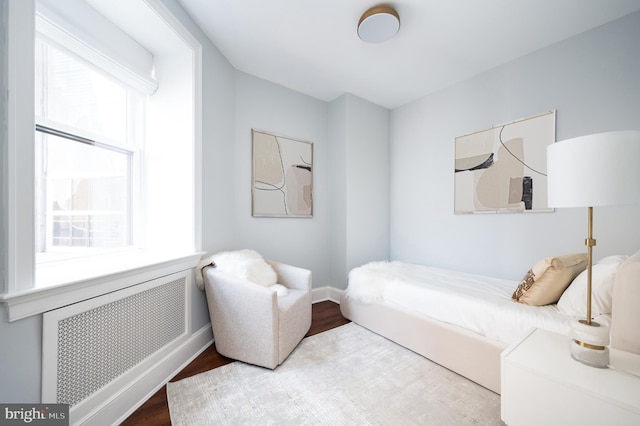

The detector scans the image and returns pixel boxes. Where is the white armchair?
[203,260,312,369]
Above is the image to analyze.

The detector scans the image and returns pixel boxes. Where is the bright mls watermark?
[1,404,68,425]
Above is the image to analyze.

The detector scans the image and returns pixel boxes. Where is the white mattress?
[347,261,609,345]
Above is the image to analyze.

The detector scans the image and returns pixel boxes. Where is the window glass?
[34,37,143,262]
[35,131,131,257]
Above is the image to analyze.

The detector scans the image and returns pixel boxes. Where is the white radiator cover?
[42,271,191,425]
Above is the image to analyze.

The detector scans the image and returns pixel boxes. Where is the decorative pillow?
[557,255,628,317]
[212,249,277,287]
[512,253,587,306]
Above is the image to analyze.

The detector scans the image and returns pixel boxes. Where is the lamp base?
[570,339,609,368]
[569,319,610,368]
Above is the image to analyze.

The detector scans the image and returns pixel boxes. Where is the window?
[1,0,202,321]
[34,37,144,261]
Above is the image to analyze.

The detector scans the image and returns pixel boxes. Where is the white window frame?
[1,0,203,322]
[33,27,145,258]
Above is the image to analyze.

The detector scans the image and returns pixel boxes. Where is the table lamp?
[547,130,640,368]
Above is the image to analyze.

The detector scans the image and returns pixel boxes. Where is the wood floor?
[121,301,350,425]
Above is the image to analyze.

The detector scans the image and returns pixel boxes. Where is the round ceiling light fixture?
[357,5,400,43]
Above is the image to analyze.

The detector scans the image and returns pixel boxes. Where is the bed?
[340,251,640,394]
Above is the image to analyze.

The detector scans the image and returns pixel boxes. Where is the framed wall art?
[454,110,556,214]
[252,129,313,217]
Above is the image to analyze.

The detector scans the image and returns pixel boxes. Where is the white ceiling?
[177,0,640,109]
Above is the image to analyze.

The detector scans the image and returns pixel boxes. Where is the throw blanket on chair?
[196,249,287,296]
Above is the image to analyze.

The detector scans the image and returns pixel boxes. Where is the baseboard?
[312,286,344,304]
[81,323,213,425]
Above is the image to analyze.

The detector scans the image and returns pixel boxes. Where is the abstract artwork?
[454,110,555,214]
[252,129,313,217]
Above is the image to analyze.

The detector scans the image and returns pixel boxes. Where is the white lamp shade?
[547,130,640,208]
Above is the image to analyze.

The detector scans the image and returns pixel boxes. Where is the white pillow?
[557,255,628,317]
[597,254,629,265]
[212,249,277,287]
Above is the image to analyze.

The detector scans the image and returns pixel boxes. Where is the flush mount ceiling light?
[357,6,400,43]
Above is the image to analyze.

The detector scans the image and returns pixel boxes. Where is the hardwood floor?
[121,301,350,425]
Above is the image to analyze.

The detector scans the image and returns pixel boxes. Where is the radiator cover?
[42,271,191,424]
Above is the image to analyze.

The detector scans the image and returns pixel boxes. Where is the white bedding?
[346,261,610,345]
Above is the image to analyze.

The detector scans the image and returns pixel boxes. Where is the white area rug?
[167,323,502,425]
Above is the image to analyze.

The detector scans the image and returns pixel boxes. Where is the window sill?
[0,251,202,322]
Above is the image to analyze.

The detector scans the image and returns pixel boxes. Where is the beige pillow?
[610,250,640,355]
[512,253,587,306]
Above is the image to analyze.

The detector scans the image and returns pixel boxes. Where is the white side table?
[501,328,640,426]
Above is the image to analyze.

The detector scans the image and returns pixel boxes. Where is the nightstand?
[501,328,640,426]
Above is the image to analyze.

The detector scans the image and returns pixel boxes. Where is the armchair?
[203,260,312,369]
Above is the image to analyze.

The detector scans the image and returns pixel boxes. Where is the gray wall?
[328,96,348,287]
[0,0,6,297]
[228,77,389,290]
[230,72,330,283]
[328,94,391,289]
[390,11,640,280]
[344,95,390,280]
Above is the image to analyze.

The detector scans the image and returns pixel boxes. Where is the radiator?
[42,271,191,425]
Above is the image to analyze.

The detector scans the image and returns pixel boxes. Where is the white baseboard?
[312,286,344,304]
[81,324,213,426]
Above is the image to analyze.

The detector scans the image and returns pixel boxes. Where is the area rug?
[167,323,502,425]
